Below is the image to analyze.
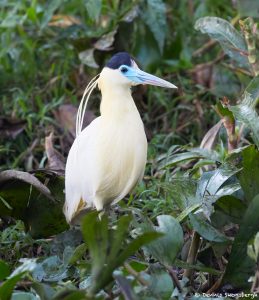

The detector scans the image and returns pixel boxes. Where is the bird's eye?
[120,67,128,73]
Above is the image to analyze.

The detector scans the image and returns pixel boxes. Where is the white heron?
[64,52,177,224]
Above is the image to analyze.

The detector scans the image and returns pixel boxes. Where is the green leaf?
[174,259,222,276]
[68,243,87,265]
[11,292,39,300]
[223,194,259,288]
[229,77,259,148]
[0,260,11,280]
[196,166,241,218]
[215,101,234,123]
[189,214,229,243]
[161,178,198,210]
[238,145,259,203]
[142,0,166,53]
[85,0,102,21]
[116,231,162,268]
[32,255,71,282]
[247,232,259,262]
[53,290,87,300]
[177,203,201,223]
[160,148,220,169]
[197,166,240,198]
[159,152,205,169]
[0,258,36,300]
[144,215,184,266]
[237,0,259,18]
[214,195,247,222]
[148,266,174,298]
[41,0,63,29]
[81,211,109,281]
[241,76,259,103]
[195,17,248,66]
[0,273,24,300]
[31,282,55,300]
[81,211,161,295]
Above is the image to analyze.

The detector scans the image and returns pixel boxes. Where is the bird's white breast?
[64,109,147,222]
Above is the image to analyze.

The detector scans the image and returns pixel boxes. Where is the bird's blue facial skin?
[119,65,144,84]
[118,64,177,89]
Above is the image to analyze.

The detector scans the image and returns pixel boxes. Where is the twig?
[166,266,183,293]
[124,262,149,286]
[206,275,223,293]
[221,62,253,76]
[183,232,201,280]
[193,40,217,57]
[190,53,225,73]
[12,138,39,168]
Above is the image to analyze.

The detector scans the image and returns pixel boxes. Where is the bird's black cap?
[106,52,132,69]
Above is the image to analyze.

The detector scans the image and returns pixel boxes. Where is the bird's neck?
[100,85,139,118]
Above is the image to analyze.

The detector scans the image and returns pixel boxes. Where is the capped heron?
[64,52,177,224]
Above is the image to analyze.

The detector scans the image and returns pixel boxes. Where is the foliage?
[1,0,259,299]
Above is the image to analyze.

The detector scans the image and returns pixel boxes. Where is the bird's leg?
[97,205,111,220]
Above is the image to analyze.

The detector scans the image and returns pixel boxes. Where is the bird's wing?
[64,117,102,223]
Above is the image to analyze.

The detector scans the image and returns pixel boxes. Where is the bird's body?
[64,52,176,224]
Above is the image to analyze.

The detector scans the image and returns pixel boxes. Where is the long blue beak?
[120,65,177,89]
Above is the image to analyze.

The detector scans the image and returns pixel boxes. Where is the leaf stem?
[183,231,201,280]
[166,266,183,292]
[123,262,149,286]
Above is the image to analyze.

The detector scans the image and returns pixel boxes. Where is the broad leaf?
[11,292,39,300]
[237,0,259,18]
[196,166,241,217]
[85,0,102,21]
[142,0,166,53]
[31,282,55,300]
[223,194,259,288]
[32,255,72,282]
[229,77,259,148]
[0,260,11,280]
[0,259,37,300]
[195,17,248,66]
[214,195,246,223]
[0,273,25,300]
[238,145,259,203]
[161,178,198,210]
[159,148,220,169]
[41,0,63,29]
[148,266,174,298]
[189,214,229,243]
[81,212,161,295]
[247,232,259,262]
[144,215,184,266]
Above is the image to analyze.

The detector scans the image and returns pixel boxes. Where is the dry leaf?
[53,104,96,141]
[48,15,81,28]
[0,117,26,139]
[0,170,53,200]
[45,132,65,174]
[200,120,223,150]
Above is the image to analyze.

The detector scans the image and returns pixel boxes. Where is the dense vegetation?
[1,0,259,299]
